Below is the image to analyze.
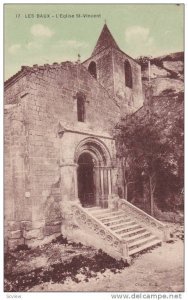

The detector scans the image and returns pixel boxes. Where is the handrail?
[118,198,169,241]
[118,199,167,229]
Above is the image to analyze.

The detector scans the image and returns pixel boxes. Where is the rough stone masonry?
[4,24,143,250]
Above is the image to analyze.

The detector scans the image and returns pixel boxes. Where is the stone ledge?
[45,220,62,226]
[23,228,43,240]
[25,233,60,248]
[44,224,61,236]
[32,220,45,229]
[8,230,22,239]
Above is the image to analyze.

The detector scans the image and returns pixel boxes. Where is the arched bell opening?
[88,61,97,79]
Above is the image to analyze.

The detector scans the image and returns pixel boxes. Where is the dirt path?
[30,239,184,292]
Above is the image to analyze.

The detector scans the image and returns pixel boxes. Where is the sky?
[4,4,184,80]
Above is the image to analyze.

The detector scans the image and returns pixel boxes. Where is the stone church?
[5,24,168,258]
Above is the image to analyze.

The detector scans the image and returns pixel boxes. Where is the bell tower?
[82,24,143,113]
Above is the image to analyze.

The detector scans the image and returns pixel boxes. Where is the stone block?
[32,220,45,229]
[44,224,61,236]
[9,230,22,239]
[8,238,24,250]
[4,239,8,253]
[52,220,62,226]
[25,238,37,248]
[51,187,61,195]
[23,228,43,240]
[20,221,32,231]
[25,191,31,198]
[8,221,20,231]
[4,226,9,238]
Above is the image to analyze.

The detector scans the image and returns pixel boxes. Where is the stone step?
[103,217,131,227]
[87,206,112,215]
[86,206,101,210]
[88,207,111,212]
[128,238,161,256]
[97,213,126,222]
[82,206,162,259]
[128,235,159,250]
[125,231,152,244]
[109,220,136,230]
[94,210,125,218]
[121,228,147,239]
[86,207,107,213]
[115,224,141,235]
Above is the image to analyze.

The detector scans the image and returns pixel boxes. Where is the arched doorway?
[75,137,113,208]
[77,153,95,207]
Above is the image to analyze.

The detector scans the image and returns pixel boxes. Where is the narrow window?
[88,61,97,79]
[124,60,133,88]
[77,93,85,122]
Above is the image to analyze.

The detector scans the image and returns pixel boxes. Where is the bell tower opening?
[77,152,95,207]
[124,60,133,88]
[88,61,97,79]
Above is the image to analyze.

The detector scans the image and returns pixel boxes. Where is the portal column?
[73,163,79,201]
[94,165,100,206]
[108,168,112,195]
[100,167,105,207]
[103,167,109,208]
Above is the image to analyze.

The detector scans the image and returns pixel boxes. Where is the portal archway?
[75,138,112,208]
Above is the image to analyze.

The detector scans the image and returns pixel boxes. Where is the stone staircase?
[68,198,170,262]
[86,207,162,256]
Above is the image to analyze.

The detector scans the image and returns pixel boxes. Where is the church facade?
[4,24,144,249]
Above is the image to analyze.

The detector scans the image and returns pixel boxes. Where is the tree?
[121,155,136,201]
[115,113,177,216]
[136,56,152,71]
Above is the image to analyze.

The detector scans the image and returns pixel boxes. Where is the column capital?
[97,165,112,169]
[94,165,100,169]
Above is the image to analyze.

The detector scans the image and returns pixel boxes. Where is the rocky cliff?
[139,52,184,98]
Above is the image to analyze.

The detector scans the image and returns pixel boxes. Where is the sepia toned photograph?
[4,3,184,293]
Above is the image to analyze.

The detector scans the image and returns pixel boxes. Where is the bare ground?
[5,223,184,292]
[30,239,184,292]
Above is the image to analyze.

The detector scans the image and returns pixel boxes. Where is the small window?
[124,60,132,88]
[88,61,97,79]
[77,93,85,122]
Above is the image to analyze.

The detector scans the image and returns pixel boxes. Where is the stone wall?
[112,49,143,113]
[4,61,120,249]
[4,101,31,249]
[83,48,143,114]
[83,48,114,97]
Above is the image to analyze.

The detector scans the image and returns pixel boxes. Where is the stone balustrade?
[71,202,129,260]
[117,198,170,242]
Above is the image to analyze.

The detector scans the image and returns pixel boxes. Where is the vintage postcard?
[4,3,184,294]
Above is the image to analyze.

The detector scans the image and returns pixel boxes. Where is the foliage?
[136,56,152,65]
[115,110,183,213]
[136,56,152,71]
